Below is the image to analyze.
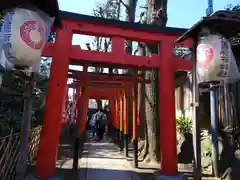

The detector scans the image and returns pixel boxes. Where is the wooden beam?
[68,71,151,84]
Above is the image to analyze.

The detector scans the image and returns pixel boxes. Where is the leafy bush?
[203,140,212,157]
[176,115,193,134]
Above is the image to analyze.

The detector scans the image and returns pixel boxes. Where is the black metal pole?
[72,93,82,176]
[124,133,128,157]
[132,137,138,168]
[73,136,80,171]
[116,128,120,144]
[192,39,202,180]
[210,83,220,177]
[120,130,124,151]
[17,72,35,180]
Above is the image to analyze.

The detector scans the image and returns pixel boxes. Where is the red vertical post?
[115,99,120,130]
[114,98,120,143]
[123,89,128,157]
[111,100,116,127]
[119,92,123,133]
[36,28,72,178]
[78,87,89,136]
[109,100,115,135]
[61,85,69,126]
[119,92,124,150]
[74,87,82,124]
[78,66,88,136]
[132,83,138,168]
[159,42,177,175]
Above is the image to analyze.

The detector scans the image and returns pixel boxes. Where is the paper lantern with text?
[0,7,54,72]
[197,34,240,83]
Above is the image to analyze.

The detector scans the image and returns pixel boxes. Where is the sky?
[58,0,240,48]
[58,0,239,28]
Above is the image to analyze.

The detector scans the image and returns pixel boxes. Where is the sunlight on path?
[61,135,140,180]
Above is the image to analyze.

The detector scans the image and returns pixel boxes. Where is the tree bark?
[141,0,168,163]
[137,44,149,160]
[123,0,137,144]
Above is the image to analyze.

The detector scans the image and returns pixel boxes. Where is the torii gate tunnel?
[36,11,192,179]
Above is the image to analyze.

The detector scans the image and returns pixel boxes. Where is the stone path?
[61,134,141,180]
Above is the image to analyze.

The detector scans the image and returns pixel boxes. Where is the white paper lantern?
[197,34,240,83]
[1,8,54,71]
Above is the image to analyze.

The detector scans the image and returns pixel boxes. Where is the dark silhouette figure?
[177,133,194,163]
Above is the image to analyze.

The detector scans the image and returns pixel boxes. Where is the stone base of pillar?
[25,174,62,180]
[155,174,186,180]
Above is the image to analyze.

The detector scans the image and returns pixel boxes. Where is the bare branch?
[86,43,92,50]
[133,48,139,55]
[119,0,128,9]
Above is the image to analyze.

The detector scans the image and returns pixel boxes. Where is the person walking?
[94,109,107,141]
[89,112,97,137]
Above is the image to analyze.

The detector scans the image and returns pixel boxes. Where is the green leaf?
[176,115,193,134]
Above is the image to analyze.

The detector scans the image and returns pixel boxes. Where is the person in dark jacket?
[94,108,107,141]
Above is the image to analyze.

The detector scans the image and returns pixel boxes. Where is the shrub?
[176,115,193,134]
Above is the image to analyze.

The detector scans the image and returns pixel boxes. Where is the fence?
[0,126,42,180]
[217,84,240,131]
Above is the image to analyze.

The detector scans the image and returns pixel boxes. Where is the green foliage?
[0,106,22,136]
[0,72,24,136]
[225,4,240,46]
[203,141,212,157]
[0,11,3,22]
[89,0,121,74]
[0,59,51,136]
[89,0,120,52]
[93,0,120,20]
[226,4,240,13]
[176,115,193,134]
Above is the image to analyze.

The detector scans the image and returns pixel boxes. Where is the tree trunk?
[124,0,137,50]
[123,0,138,57]
[123,0,137,146]
[144,67,159,163]
[141,0,168,163]
[137,44,149,160]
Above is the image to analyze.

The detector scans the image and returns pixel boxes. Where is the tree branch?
[119,0,128,9]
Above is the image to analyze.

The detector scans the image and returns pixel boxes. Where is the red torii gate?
[36,11,192,179]
[69,78,137,162]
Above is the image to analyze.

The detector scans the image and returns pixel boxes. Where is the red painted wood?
[78,86,89,136]
[43,19,192,71]
[36,29,72,179]
[112,100,117,127]
[112,37,125,55]
[44,44,192,70]
[68,72,151,84]
[38,14,193,178]
[61,86,69,126]
[65,20,189,43]
[87,87,122,99]
[159,42,177,175]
